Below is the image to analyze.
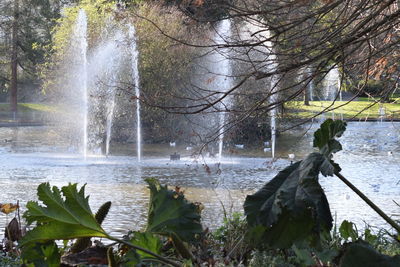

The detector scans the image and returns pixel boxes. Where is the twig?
[17,200,21,236]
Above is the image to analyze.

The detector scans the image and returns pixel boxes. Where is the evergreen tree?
[0,0,63,110]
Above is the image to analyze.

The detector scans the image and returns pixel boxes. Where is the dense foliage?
[0,0,62,101]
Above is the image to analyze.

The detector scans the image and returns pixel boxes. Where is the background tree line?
[1,0,399,144]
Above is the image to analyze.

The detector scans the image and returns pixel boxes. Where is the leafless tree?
[136,1,399,111]
[126,0,400,146]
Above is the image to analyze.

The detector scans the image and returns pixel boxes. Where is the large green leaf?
[338,241,400,267]
[313,119,347,175]
[70,201,112,253]
[313,119,346,156]
[244,153,333,248]
[145,178,203,242]
[20,183,107,246]
[129,231,162,259]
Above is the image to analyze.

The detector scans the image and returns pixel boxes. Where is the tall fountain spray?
[129,26,142,161]
[306,67,314,101]
[309,78,314,101]
[325,67,340,101]
[75,9,88,157]
[337,69,342,102]
[266,33,278,159]
[105,92,116,155]
[240,23,278,159]
[213,19,233,161]
[270,74,278,159]
[99,31,124,156]
[324,67,342,119]
[63,15,142,157]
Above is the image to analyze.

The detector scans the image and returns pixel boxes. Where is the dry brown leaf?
[0,203,19,214]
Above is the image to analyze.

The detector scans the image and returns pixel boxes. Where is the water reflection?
[0,122,397,237]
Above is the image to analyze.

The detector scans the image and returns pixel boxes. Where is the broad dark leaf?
[145,178,202,242]
[339,241,400,267]
[313,119,347,155]
[244,153,333,248]
[313,119,347,175]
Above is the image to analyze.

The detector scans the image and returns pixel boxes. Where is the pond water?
[0,121,398,238]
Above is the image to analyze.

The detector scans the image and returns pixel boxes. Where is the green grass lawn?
[285,100,400,120]
[0,101,398,122]
[0,103,57,113]
[0,103,58,123]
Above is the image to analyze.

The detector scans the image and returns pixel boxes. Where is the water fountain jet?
[267,38,279,159]
[213,20,233,161]
[74,9,88,158]
[68,15,143,159]
[324,67,342,119]
[129,26,142,162]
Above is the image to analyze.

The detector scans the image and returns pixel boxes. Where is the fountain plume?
[74,9,88,157]
[214,20,233,161]
[129,25,142,162]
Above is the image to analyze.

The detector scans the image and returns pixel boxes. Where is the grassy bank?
[0,103,56,123]
[285,100,400,120]
[0,103,56,113]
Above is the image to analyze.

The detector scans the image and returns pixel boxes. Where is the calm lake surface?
[0,121,398,237]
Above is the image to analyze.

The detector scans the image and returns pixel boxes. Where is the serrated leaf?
[128,232,162,259]
[20,183,107,246]
[21,221,107,245]
[145,178,202,242]
[70,201,112,253]
[244,153,333,248]
[313,119,346,176]
[313,119,347,156]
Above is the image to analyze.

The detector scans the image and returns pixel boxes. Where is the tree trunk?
[10,0,19,114]
[304,87,310,106]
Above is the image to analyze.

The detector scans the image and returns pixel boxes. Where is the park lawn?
[0,103,58,123]
[0,103,57,113]
[285,100,400,120]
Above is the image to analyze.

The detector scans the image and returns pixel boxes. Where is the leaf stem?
[335,171,400,233]
[107,235,181,267]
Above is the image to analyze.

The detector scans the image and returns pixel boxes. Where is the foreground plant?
[244,119,400,265]
[20,179,203,266]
